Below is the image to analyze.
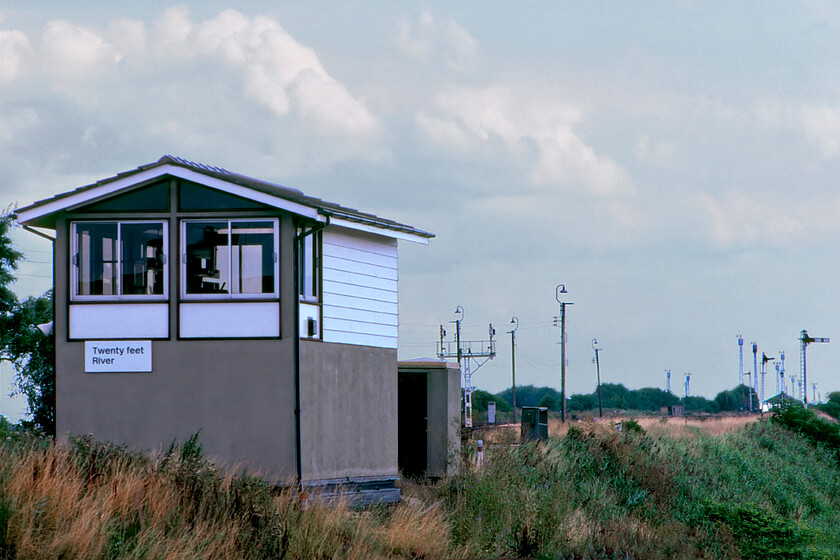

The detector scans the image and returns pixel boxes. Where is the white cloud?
[798,105,840,158]
[107,18,147,60]
[40,19,121,76]
[753,99,840,159]
[152,5,193,58]
[395,9,478,72]
[697,189,840,248]
[634,135,675,164]
[150,8,380,139]
[0,29,32,82]
[415,113,479,151]
[0,7,380,156]
[418,85,632,198]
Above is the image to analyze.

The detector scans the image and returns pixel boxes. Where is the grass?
[1,410,839,559]
[0,430,452,560]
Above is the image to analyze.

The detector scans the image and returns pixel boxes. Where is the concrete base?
[301,476,401,507]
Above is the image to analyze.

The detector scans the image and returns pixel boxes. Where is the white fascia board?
[16,165,322,225]
[328,217,430,245]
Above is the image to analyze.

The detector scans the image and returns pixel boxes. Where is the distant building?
[660,405,683,416]
[763,392,799,412]
[15,156,434,496]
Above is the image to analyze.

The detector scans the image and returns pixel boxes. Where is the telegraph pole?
[508,317,518,423]
[752,342,758,411]
[592,339,603,418]
[455,306,463,368]
[555,284,573,422]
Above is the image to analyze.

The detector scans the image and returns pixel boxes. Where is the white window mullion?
[115,224,122,297]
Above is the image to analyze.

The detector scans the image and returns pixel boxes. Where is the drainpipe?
[293,215,329,485]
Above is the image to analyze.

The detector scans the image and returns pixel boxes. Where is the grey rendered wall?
[299,340,398,482]
[53,215,299,481]
[399,360,461,477]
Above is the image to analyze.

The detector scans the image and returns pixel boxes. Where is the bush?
[704,502,809,559]
[771,404,840,452]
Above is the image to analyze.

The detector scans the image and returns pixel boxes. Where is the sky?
[2,1,840,401]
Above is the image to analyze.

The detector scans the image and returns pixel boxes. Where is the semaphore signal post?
[437,306,496,427]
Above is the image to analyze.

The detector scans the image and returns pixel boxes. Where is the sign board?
[488,401,496,424]
[85,341,152,373]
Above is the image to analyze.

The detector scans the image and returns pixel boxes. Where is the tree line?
[472,382,779,416]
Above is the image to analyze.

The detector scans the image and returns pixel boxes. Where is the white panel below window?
[299,302,321,338]
[70,304,169,339]
[179,302,279,338]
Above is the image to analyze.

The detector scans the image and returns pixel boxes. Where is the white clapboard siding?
[321,228,399,348]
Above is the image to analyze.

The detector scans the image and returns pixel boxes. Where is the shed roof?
[15,155,434,244]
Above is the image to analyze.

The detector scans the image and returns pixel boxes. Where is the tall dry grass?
[0,434,455,560]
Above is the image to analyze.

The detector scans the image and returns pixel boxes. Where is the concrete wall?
[299,340,398,482]
[398,359,461,477]
[53,213,299,480]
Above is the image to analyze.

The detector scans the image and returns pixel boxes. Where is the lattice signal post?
[801,330,829,405]
[437,308,496,427]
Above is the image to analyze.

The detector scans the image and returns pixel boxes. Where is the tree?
[681,395,720,414]
[714,384,752,412]
[0,216,55,434]
[5,292,54,433]
[470,389,511,413]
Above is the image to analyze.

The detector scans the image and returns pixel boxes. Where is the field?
[1,408,839,559]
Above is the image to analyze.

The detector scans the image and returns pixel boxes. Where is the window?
[298,229,321,302]
[72,221,167,300]
[297,228,322,339]
[182,219,278,298]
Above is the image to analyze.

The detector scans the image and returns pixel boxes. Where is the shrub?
[771,404,840,452]
[704,502,809,559]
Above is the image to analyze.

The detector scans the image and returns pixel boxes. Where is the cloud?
[40,19,121,76]
[0,29,32,82]
[150,8,381,139]
[697,189,840,248]
[417,85,633,198]
[395,8,478,72]
[0,6,381,177]
[798,105,840,158]
[634,135,675,164]
[753,99,840,160]
[107,18,147,60]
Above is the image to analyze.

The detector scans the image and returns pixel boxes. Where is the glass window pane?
[121,223,165,295]
[231,221,274,294]
[76,223,118,296]
[298,230,320,300]
[185,221,229,294]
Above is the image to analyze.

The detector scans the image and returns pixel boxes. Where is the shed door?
[398,371,428,478]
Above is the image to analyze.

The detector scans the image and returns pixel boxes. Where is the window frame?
[180,218,280,301]
[70,220,169,302]
[297,228,321,304]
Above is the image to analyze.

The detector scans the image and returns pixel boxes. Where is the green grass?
[444,415,840,559]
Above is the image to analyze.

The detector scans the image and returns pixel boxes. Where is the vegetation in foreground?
[1,406,840,559]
